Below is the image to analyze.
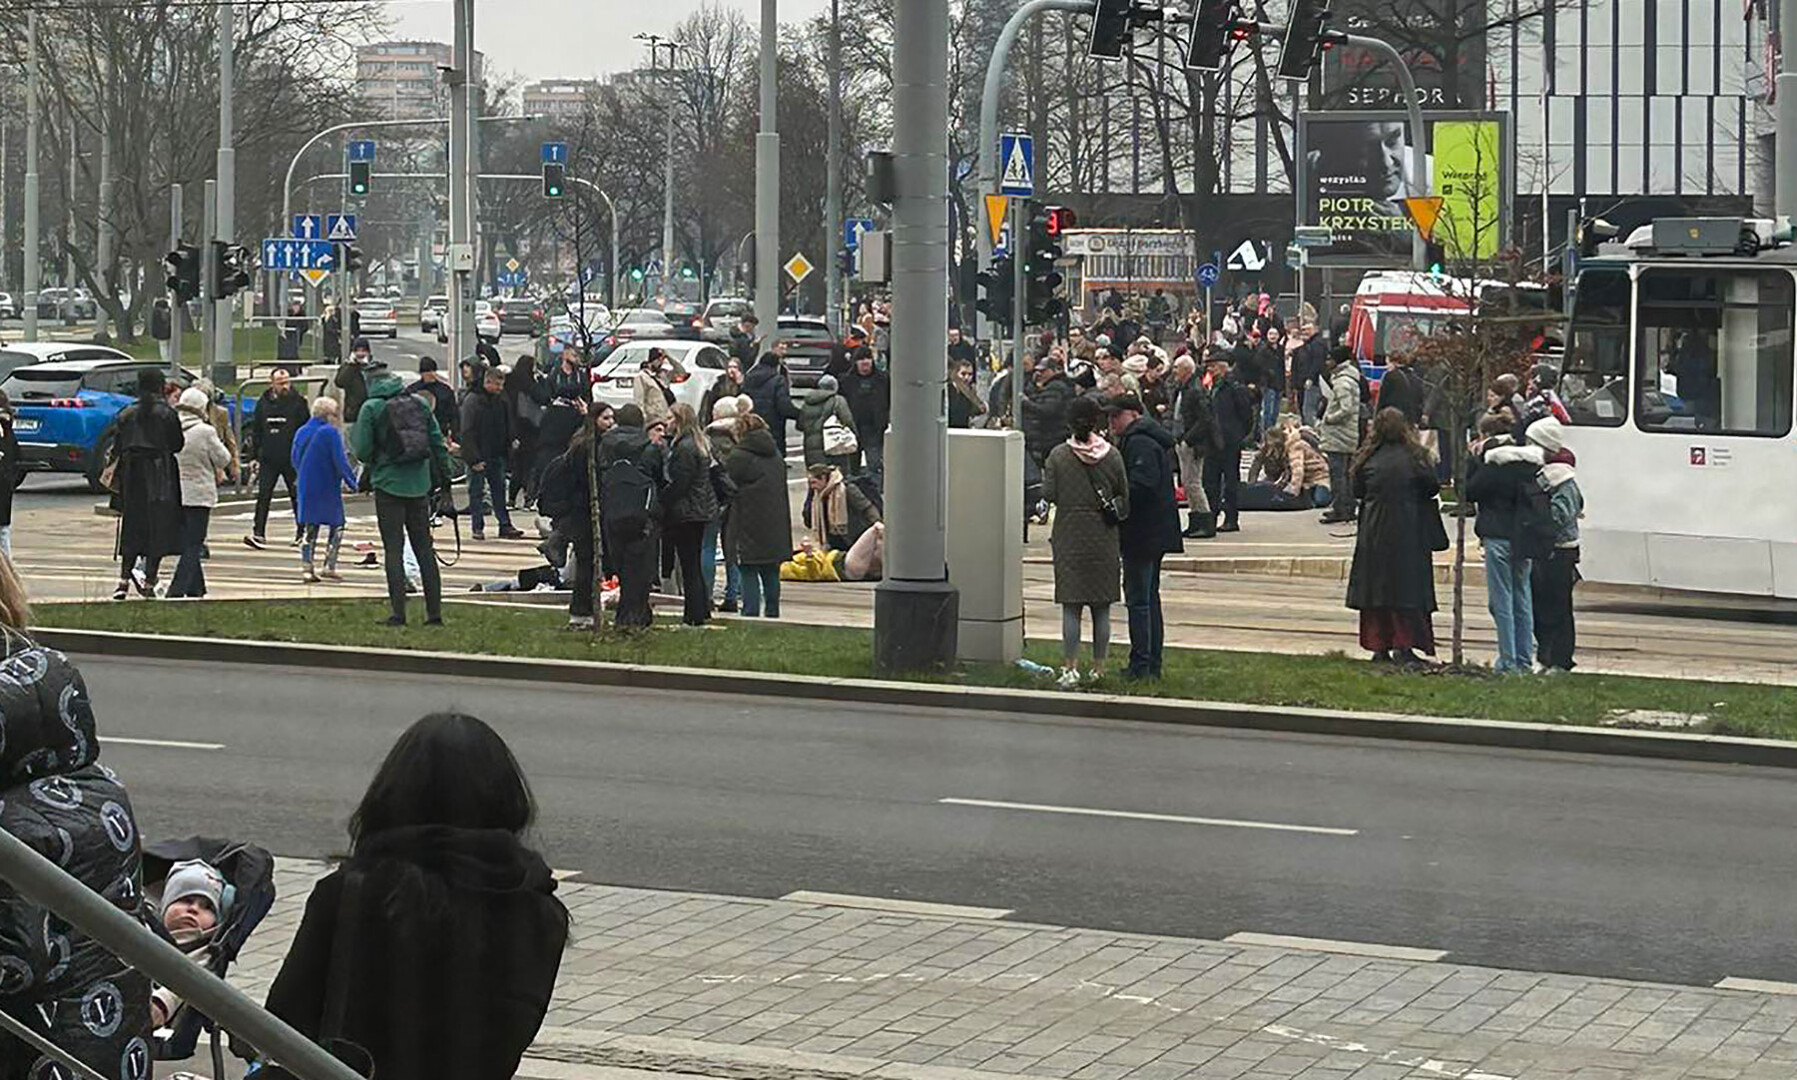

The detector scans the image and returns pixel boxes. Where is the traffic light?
[680,262,696,281]
[1186,0,1240,72]
[629,266,646,284]
[1023,203,1066,325]
[542,161,565,198]
[838,248,856,278]
[1276,0,1333,81]
[1045,206,1077,236]
[975,255,1015,332]
[211,241,254,299]
[1087,0,1134,60]
[163,244,201,303]
[349,159,371,197]
[342,245,364,275]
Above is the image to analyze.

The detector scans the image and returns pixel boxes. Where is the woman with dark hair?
[264,713,569,1080]
[505,355,544,508]
[109,368,185,599]
[1345,406,1442,663]
[1041,394,1128,687]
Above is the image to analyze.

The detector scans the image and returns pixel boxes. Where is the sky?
[387,0,831,86]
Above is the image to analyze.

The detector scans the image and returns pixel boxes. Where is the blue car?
[0,353,233,493]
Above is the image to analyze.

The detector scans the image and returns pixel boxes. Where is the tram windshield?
[1634,268,1792,437]
[1562,268,1630,426]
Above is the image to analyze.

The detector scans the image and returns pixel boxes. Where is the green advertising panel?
[1432,120,1502,260]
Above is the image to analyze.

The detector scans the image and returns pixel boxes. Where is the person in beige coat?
[168,388,232,597]
[633,347,686,428]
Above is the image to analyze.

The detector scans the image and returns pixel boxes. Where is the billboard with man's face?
[1297,111,1510,269]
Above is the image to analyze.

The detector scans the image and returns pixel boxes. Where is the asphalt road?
[76,655,1797,990]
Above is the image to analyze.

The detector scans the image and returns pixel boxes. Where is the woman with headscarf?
[108,369,184,600]
[505,355,544,509]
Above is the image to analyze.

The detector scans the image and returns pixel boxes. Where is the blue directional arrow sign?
[998,132,1034,196]
[326,213,358,241]
[843,217,876,251]
[347,139,376,163]
[291,214,324,241]
[261,238,336,271]
[542,141,569,165]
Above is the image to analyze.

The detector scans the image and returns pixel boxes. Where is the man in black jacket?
[1019,358,1076,468]
[1203,360,1258,533]
[1376,351,1426,428]
[406,357,459,445]
[742,350,800,454]
[459,366,524,541]
[1170,356,1215,538]
[838,351,891,475]
[243,368,311,549]
[598,404,668,628]
[1108,393,1184,679]
[1464,413,1546,674]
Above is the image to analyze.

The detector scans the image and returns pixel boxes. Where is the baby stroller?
[143,837,278,1077]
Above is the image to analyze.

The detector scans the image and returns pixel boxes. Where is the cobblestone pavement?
[209,860,1797,1080]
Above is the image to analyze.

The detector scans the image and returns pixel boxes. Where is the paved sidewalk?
[207,860,1797,1080]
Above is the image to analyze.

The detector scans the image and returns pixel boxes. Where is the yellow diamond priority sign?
[784,253,814,284]
[301,268,330,287]
[505,257,522,272]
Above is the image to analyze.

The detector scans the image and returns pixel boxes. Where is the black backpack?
[384,392,433,464]
[537,449,588,521]
[601,454,663,541]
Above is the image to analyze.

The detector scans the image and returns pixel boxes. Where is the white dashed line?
[939,797,1359,836]
[102,736,225,751]
[780,890,1013,920]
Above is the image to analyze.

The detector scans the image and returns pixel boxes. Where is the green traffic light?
[630,267,645,282]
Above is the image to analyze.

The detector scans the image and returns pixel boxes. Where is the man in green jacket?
[351,367,454,625]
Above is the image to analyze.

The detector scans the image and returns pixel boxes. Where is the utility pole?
[214,0,236,378]
[96,95,114,339]
[1779,0,1797,218]
[201,179,217,370]
[23,12,39,342]
[637,34,683,299]
[824,0,842,332]
[754,0,779,334]
[1,114,9,294]
[446,0,474,378]
[63,100,75,319]
[873,0,957,671]
[168,184,183,373]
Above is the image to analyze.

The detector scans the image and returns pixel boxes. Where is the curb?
[32,627,1797,770]
[1024,554,1486,587]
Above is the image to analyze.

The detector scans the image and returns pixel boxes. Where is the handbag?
[822,415,859,456]
[99,457,120,495]
[1424,495,1450,552]
[1080,457,1125,527]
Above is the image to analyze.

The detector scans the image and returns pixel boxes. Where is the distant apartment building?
[356,41,485,120]
[523,80,599,120]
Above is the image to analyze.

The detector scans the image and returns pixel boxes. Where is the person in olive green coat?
[350,368,453,625]
[1042,395,1131,686]
[797,375,858,473]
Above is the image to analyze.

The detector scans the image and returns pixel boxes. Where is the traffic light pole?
[976,0,1095,356]
[168,184,182,374]
[214,0,236,379]
[201,180,217,374]
[447,0,474,380]
[22,11,39,342]
[1011,198,1026,426]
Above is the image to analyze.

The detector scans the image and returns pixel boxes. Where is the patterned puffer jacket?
[0,643,153,1080]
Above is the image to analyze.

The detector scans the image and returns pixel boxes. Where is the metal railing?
[0,826,362,1080]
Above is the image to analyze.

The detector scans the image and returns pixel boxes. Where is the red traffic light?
[1045,207,1077,236]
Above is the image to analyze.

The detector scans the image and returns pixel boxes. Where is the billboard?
[1296,111,1511,269]
[1317,0,1488,110]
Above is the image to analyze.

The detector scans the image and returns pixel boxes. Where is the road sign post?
[1010,198,1026,428]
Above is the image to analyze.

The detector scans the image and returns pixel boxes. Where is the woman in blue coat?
[291,397,360,582]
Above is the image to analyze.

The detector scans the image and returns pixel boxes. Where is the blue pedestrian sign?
[542,141,569,165]
[497,270,528,288]
[843,217,876,251]
[1197,262,1220,288]
[260,238,336,271]
[998,132,1034,196]
[291,214,324,241]
[326,213,358,242]
[347,139,376,163]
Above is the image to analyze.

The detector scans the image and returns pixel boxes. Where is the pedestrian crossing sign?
[999,132,1034,196]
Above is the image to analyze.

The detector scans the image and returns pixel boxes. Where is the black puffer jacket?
[0,644,153,1080]
[1117,417,1185,559]
[664,434,720,525]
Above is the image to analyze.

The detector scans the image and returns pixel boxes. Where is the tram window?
[1634,269,1793,438]
[1562,268,1629,426]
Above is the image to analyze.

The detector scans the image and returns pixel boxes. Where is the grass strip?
[38,598,1797,741]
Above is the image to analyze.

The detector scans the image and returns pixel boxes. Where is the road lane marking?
[1262,1025,1511,1079]
[1716,977,1797,995]
[939,797,1358,837]
[552,869,584,882]
[1225,932,1446,962]
[781,890,1012,920]
[102,736,225,751]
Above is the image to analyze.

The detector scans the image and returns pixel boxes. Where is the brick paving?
[207,860,1797,1080]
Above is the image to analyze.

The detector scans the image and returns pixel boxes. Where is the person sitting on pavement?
[802,464,880,553]
[1240,421,1332,511]
[781,522,885,583]
[292,396,360,584]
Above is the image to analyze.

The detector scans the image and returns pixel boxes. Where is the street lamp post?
[24,11,40,342]
[754,0,779,333]
[215,0,236,376]
[824,0,842,332]
[637,34,684,298]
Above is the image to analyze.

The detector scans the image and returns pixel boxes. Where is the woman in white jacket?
[167,387,232,598]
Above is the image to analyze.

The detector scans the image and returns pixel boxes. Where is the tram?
[1560,216,1797,597]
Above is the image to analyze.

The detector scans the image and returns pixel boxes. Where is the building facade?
[355,41,486,120]
[522,80,599,120]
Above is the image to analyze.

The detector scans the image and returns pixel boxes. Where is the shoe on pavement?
[358,552,379,567]
[301,568,320,584]
[112,584,129,601]
[289,534,304,547]
[1216,520,1241,533]
[243,535,267,550]
[498,527,527,540]
[718,598,738,613]
[1055,668,1081,690]
[424,616,443,626]
[471,532,487,542]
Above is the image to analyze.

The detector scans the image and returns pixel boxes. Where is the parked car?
[772,316,841,387]
[593,308,676,352]
[35,288,96,322]
[476,300,501,342]
[697,297,754,344]
[0,293,20,320]
[420,294,448,332]
[0,353,231,492]
[588,339,730,417]
[662,301,705,341]
[494,296,544,337]
[356,296,399,338]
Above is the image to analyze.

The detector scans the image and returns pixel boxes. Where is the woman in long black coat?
[724,414,793,618]
[1345,406,1441,662]
[110,369,184,600]
[0,390,20,556]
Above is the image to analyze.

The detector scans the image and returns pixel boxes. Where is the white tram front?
[1559,217,1797,597]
